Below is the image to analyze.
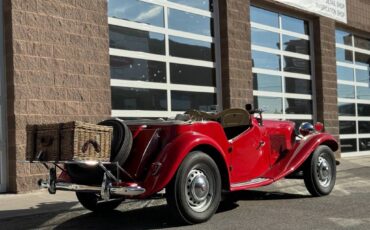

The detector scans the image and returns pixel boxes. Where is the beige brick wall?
[4,0,110,192]
[218,0,253,109]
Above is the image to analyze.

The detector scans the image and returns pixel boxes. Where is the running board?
[230,178,272,190]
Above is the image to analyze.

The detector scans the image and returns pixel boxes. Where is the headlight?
[299,122,314,136]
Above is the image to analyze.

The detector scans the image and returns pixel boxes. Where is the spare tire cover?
[66,118,133,184]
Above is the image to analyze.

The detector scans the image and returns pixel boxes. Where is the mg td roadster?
[33,105,339,224]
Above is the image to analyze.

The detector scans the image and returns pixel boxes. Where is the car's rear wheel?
[166,151,221,224]
[303,145,336,196]
[76,192,123,212]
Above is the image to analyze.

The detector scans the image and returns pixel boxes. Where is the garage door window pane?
[339,121,356,134]
[170,64,215,86]
[358,104,370,116]
[336,48,353,63]
[338,84,355,99]
[359,121,370,134]
[281,15,308,35]
[340,139,357,153]
[253,74,282,92]
[110,56,166,82]
[336,30,352,45]
[254,96,282,114]
[251,6,279,28]
[169,0,212,11]
[285,78,311,94]
[337,66,354,81]
[354,36,370,50]
[338,103,356,116]
[251,28,280,49]
[112,87,167,110]
[171,91,216,111]
[252,50,281,70]
[109,25,165,55]
[108,0,164,27]
[168,9,213,36]
[360,138,370,151]
[285,99,312,114]
[283,56,310,74]
[283,35,309,55]
[169,36,214,61]
[356,69,369,83]
[357,86,370,100]
[355,52,370,67]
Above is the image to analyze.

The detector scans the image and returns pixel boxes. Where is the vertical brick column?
[4,0,111,192]
[218,0,253,109]
[313,17,340,158]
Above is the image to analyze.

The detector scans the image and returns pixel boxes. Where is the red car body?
[120,117,338,198]
[42,109,338,224]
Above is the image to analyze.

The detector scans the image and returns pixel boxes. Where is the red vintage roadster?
[37,106,339,224]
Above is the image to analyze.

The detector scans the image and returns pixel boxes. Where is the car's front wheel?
[303,145,336,196]
[166,151,221,224]
[76,192,123,212]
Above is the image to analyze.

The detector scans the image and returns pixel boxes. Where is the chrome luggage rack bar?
[23,159,145,199]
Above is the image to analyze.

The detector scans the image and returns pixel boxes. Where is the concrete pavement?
[0,156,369,221]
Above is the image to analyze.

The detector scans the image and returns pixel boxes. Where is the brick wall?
[4,0,111,192]
[346,0,370,33]
[218,0,253,109]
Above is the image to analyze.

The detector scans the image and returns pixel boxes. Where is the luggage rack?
[24,159,145,200]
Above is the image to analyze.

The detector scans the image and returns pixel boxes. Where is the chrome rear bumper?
[39,180,146,197]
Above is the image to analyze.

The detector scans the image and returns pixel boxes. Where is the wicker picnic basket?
[26,121,113,162]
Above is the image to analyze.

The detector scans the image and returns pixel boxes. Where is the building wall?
[346,0,370,33]
[4,0,111,192]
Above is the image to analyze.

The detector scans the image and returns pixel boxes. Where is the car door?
[229,123,270,184]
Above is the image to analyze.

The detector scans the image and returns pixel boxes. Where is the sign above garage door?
[274,0,347,23]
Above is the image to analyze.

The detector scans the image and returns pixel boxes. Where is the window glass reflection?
[109,25,165,55]
[337,66,354,81]
[357,86,370,100]
[285,78,311,94]
[355,52,370,67]
[338,84,355,99]
[169,36,214,61]
[168,9,213,36]
[339,121,356,134]
[170,64,215,86]
[253,96,282,114]
[108,0,164,27]
[358,104,370,116]
[285,98,312,114]
[253,74,282,92]
[360,138,370,151]
[356,69,369,83]
[110,56,166,82]
[283,56,311,74]
[354,36,370,50]
[171,91,216,111]
[281,15,309,35]
[335,30,352,45]
[169,0,212,11]
[283,35,309,55]
[340,139,357,153]
[250,6,279,28]
[111,87,167,110]
[336,48,353,63]
[251,28,280,49]
[252,50,280,70]
[359,121,370,134]
[338,103,355,116]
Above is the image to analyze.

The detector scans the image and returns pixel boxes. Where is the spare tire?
[98,118,133,166]
[66,118,133,185]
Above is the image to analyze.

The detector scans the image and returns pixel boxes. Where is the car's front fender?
[263,132,339,180]
[140,131,229,197]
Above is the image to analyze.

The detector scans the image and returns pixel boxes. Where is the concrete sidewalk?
[0,156,369,220]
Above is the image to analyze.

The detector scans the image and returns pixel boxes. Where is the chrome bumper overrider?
[39,180,146,197]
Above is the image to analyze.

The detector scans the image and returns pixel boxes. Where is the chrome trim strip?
[230,178,269,188]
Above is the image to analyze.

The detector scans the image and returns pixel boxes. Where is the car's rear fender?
[139,131,229,197]
[263,133,339,180]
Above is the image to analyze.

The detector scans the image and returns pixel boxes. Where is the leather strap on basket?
[81,139,101,153]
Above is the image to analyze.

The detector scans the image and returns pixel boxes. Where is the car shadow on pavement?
[223,190,311,203]
[55,204,182,229]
